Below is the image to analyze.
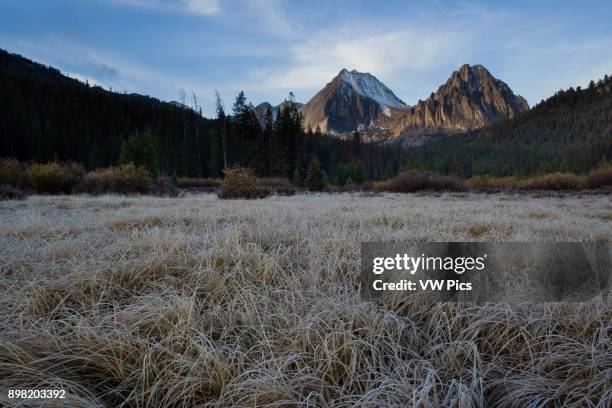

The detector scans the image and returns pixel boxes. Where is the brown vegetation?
[218,167,271,199]
[468,165,612,191]
[80,163,153,194]
[175,177,221,190]
[376,170,466,192]
[25,162,85,194]
[0,158,23,187]
[583,164,612,189]
[258,177,296,196]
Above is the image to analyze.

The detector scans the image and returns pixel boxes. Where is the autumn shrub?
[583,165,612,189]
[467,175,520,190]
[25,162,85,194]
[259,177,296,196]
[81,163,153,194]
[0,158,24,187]
[382,170,466,192]
[518,172,582,190]
[218,166,270,199]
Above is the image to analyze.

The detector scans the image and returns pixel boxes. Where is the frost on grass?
[0,192,611,407]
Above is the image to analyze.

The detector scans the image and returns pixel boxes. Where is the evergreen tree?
[353,161,366,184]
[292,165,302,187]
[306,158,325,191]
[119,129,159,175]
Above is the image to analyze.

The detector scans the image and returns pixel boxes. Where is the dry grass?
[0,192,611,407]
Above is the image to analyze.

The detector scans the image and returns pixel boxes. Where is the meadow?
[0,192,610,407]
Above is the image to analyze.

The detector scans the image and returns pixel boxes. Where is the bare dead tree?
[215,90,227,169]
[178,88,187,176]
[192,91,203,178]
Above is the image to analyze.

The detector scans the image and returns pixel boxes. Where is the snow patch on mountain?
[339,69,409,111]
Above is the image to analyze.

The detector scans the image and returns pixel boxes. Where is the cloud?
[184,0,220,15]
[236,4,520,104]
[111,0,219,15]
[86,61,120,79]
[241,22,476,105]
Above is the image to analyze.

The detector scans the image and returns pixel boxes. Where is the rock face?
[299,64,528,141]
[391,64,529,138]
[301,69,409,134]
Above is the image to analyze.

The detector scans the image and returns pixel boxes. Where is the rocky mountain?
[299,64,529,143]
[392,64,529,141]
[301,69,409,135]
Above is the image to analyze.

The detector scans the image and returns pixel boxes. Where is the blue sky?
[1,0,611,117]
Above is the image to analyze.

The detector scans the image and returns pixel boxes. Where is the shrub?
[583,165,612,189]
[81,163,153,194]
[518,172,581,191]
[218,167,270,199]
[0,158,24,187]
[25,162,85,194]
[259,177,296,196]
[175,178,220,190]
[372,180,390,191]
[0,185,27,201]
[383,171,466,192]
[151,176,179,197]
[467,175,520,191]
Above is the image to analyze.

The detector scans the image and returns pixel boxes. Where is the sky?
[1,0,611,117]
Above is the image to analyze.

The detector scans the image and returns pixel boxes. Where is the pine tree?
[292,165,302,187]
[353,161,366,184]
[119,129,159,176]
[306,158,325,191]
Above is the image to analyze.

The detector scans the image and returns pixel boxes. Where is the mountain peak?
[335,68,408,110]
[301,68,409,133]
[390,64,529,139]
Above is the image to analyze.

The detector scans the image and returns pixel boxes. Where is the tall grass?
[0,193,610,406]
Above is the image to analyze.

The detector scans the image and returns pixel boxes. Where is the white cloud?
[111,0,219,15]
[242,23,475,105]
[185,0,219,15]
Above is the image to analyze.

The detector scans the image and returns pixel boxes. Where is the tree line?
[1,48,610,182]
[0,49,403,184]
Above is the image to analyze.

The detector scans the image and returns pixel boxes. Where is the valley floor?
[0,193,610,407]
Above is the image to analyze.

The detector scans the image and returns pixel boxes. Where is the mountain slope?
[0,48,213,175]
[392,64,529,140]
[301,69,409,134]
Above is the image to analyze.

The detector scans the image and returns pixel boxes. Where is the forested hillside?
[403,75,612,176]
[1,48,610,182]
[0,49,402,182]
